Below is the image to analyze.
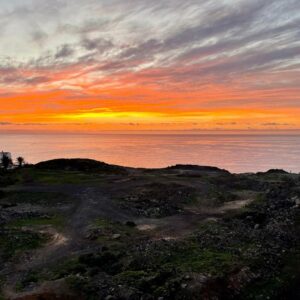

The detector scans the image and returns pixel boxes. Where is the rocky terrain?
[0,159,299,299]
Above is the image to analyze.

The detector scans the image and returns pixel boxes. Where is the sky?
[0,0,299,132]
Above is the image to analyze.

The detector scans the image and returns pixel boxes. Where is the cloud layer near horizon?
[0,0,300,131]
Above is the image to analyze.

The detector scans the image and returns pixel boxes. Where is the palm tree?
[1,153,12,170]
[17,156,25,168]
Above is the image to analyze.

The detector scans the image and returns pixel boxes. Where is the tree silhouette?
[17,156,25,168]
[1,154,12,170]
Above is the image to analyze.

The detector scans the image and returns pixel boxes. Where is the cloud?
[24,76,51,84]
[31,30,48,46]
[0,0,299,127]
[262,122,291,126]
[0,70,51,85]
[81,38,114,52]
[55,44,75,59]
[0,121,94,126]
[216,122,238,126]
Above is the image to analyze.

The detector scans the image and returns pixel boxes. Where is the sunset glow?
[0,0,299,132]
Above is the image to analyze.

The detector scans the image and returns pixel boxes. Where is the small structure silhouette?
[0,151,12,169]
[0,151,12,160]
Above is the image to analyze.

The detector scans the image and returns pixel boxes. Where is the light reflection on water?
[1,133,300,173]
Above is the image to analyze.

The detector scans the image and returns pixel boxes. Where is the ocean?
[1,133,300,173]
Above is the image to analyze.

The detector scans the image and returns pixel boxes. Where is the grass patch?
[196,220,220,231]
[114,270,164,292]
[88,218,143,250]
[15,271,39,292]
[0,229,49,260]
[240,248,300,299]
[247,192,266,208]
[7,215,65,229]
[93,218,138,237]
[94,218,113,228]
[115,270,149,284]
[15,168,108,185]
[1,191,74,206]
[164,244,238,275]
[49,258,87,280]
[242,215,300,299]
[49,250,122,280]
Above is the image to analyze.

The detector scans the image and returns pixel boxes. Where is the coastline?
[1,133,300,173]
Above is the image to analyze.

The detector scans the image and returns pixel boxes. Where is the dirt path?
[70,187,130,232]
[1,185,124,298]
[216,199,252,213]
[2,226,69,300]
[136,198,254,240]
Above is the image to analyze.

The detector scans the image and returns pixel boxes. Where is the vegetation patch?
[15,271,40,292]
[1,191,73,206]
[240,248,300,300]
[165,246,237,275]
[86,218,140,244]
[118,183,197,218]
[114,270,149,285]
[0,228,49,260]
[15,168,110,185]
[50,258,88,280]
[6,215,65,229]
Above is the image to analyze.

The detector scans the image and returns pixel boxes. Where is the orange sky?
[0,0,300,132]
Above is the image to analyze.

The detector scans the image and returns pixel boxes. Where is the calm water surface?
[1,133,300,173]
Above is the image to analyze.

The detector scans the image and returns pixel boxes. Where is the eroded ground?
[0,160,299,299]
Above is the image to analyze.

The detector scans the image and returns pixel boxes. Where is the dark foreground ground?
[0,159,299,300]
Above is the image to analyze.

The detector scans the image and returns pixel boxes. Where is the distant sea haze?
[1,133,300,173]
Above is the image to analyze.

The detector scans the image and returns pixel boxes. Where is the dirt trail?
[31,227,69,264]
[1,186,122,299]
[2,226,69,300]
[136,198,253,240]
[216,199,252,213]
[70,187,130,232]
